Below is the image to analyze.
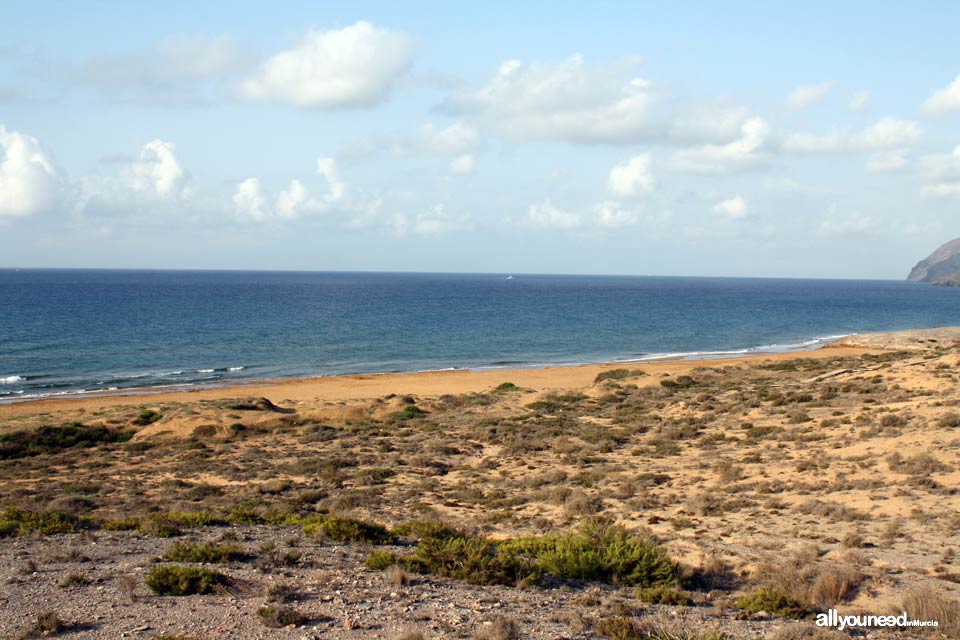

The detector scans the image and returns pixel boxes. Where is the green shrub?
[364,550,398,570]
[138,516,182,538]
[257,604,307,628]
[637,585,694,605]
[0,507,79,536]
[101,517,140,531]
[660,376,698,390]
[165,542,244,564]
[0,423,135,459]
[164,511,226,527]
[133,410,163,426]
[411,534,532,586]
[494,382,519,393]
[737,588,808,619]
[503,518,680,587]
[145,565,230,595]
[305,516,395,544]
[595,369,646,384]
[393,405,425,420]
[408,518,680,588]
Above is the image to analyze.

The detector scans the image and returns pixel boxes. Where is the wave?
[0,375,25,384]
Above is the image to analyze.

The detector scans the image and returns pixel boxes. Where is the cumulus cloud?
[712,195,748,219]
[669,117,769,173]
[608,154,654,198]
[786,82,833,110]
[593,200,639,228]
[414,121,478,155]
[848,91,871,112]
[523,199,581,229]
[923,73,960,113]
[129,139,190,198]
[0,125,71,217]
[239,21,414,108]
[449,154,475,175]
[233,157,346,221]
[781,117,922,153]
[441,54,662,143]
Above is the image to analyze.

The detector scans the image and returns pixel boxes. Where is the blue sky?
[2,1,959,277]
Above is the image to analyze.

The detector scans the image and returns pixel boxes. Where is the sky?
[1,1,960,278]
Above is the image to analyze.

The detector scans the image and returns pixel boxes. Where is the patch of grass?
[637,586,694,605]
[737,588,809,619]
[660,376,698,390]
[494,382,518,393]
[58,572,91,588]
[165,541,244,564]
[901,587,960,636]
[145,565,230,596]
[595,617,729,640]
[0,422,134,459]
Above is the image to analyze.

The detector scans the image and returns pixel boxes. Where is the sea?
[2,269,959,403]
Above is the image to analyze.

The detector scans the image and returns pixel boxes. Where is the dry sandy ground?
[3,328,960,639]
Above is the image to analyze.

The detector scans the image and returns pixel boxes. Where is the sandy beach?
[2,327,960,639]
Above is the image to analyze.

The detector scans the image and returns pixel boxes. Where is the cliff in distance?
[908,238,960,285]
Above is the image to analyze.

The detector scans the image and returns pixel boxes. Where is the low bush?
[736,588,809,619]
[0,423,134,459]
[165,541,244,564]
[257,604,307,628]
[304,516,395,544]
[637,585,694,605]
[145,565,230,596]
[595,369,647,384]
[0,507,80,536]
[133,410,163,426]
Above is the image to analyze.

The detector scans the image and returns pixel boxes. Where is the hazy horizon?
[2,1,959,279]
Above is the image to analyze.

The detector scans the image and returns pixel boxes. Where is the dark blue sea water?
[2,269,959,402]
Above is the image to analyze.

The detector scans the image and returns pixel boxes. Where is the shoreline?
[2,326,958,421]
[0,333,850,408]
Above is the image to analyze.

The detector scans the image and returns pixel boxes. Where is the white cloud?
[786,82,832,109]
[782,117,922,153]
[234,157,346,221]
[817,207,874,235]
[856,117,922,148]
[414,121,478,155]
[394,203,474,235]
[315,157,345,202]
[593,200,639,228]
[865,150,907,172]
[449,154,475,175]
[848,91,871,112]
[0,125,71,217]
[608,154,654,198]
[669,117,769,174]
[239,21,414,108]
[920,145,960,198]
[276,179,307,218]
[442,54,663,143]
[923,73,960,113]
[712,195,748,219]
[523,199,581,229]
[129,139,189,198]
[233,177,268,220]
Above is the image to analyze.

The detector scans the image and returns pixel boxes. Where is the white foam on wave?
[0,375,25,384]
[197,369,215,373]
[227,366,244,371]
